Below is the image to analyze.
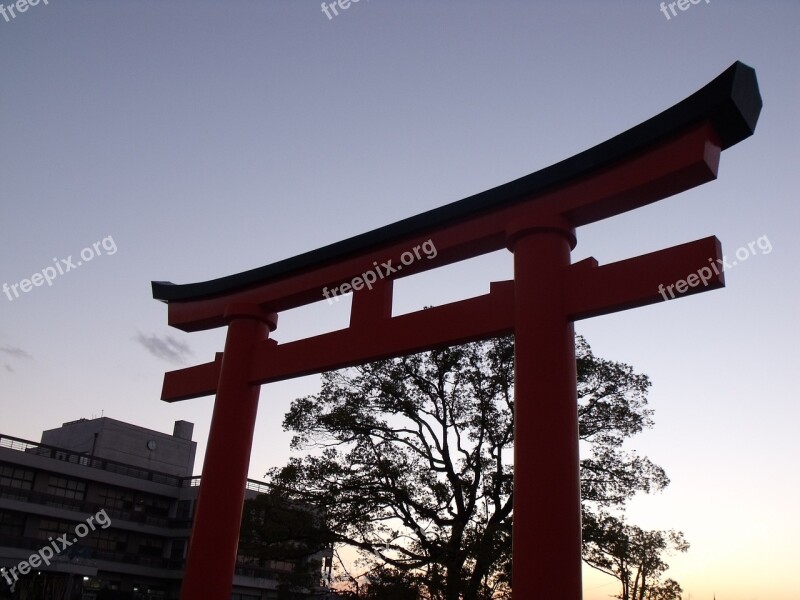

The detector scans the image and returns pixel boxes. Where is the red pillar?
[181,304,277,600]
[508,217,582,598]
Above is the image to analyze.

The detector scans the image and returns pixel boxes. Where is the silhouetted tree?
[269,335,671,599]
[583,511,688,600]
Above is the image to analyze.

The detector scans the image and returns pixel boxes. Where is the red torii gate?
[153,62,761,599]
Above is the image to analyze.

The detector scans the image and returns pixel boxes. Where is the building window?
[236,553,261,567]
[0,463,34,490]
[38,518,78,541]
[82,528,128,553]
[47,475,86,501]
[268,559,294,572]
[98,487,133,511]
[0,510,25,537]
[169,539,185,561]
[134,494,170,517]
[38,517,127,556]
[137,536,164,557]
[176,499,193,520]
[131,585,166,599]
[83,578,120,592]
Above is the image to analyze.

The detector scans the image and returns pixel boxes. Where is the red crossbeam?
[161,236,724,402]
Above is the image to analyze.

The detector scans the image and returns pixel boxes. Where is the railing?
[0,434,184,487]
[245,479,275,494]
[180,476,275,495]
[1,433,275,499]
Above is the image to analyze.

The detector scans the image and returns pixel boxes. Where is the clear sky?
[2,1,798,598]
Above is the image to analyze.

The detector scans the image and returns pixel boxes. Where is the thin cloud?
[5,364,14,373]
[0,345,33,360]
[134,332,193,364]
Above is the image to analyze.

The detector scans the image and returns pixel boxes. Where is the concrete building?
[0,418,332,600]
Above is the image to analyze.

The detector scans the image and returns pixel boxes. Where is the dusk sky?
[2,1,798,598]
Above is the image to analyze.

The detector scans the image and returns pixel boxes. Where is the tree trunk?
[445,560,464,600]
[465,523,499,600]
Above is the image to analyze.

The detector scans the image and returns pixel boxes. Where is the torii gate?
[152,62,761,599]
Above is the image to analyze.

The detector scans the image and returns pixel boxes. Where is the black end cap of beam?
[704,61,762,149]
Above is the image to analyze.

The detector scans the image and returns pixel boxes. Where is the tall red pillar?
[508,217,582,598]
[181,304,278,600]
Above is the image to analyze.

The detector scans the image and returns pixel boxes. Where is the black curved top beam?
[152,61,761,303]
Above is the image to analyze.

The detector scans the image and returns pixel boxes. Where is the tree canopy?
[583,511,688,600]
[267,335,680,599]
